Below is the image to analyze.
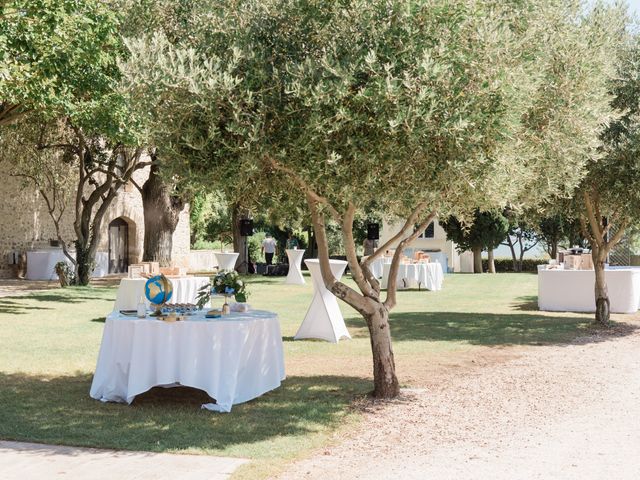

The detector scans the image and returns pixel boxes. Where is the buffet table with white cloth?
[380,262,444,291]
[285,248,305,285]
[89,310,285,412]
[538,268,640,313]
[26,249,108,280]
[215,252,239,271]
[113,276,210,311]
[295,259,351,343]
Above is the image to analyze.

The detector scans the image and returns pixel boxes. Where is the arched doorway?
[108,217,129,274]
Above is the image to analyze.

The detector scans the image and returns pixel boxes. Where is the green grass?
[0,273,614,478]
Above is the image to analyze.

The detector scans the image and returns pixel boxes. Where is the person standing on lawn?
[262,233,277,265]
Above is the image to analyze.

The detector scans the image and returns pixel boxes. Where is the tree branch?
[384,211,437,310]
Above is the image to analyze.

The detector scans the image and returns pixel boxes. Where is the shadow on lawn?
[345,311,638,346]
[0,372,369,454]
[0,291,113,315]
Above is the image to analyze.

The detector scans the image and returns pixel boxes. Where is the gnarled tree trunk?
[472,246,483,273]
[592,246,610,325]
[364,305,399,397]
[231,203,250,273]
[142,161,185,267]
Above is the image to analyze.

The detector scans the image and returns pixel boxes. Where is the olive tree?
[122,0,617,397]
[579,35,640,325]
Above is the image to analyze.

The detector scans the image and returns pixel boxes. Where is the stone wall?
[0,165,191,278]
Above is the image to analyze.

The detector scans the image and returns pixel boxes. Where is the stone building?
[0,166,190,279]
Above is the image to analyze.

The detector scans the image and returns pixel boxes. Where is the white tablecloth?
[215,252,239,271]
[380,262,444,291]
[26,249,108,280]
[113,276,210,311]
[538,269,640,314]
[295,259,351,343]
[285,249,305,285]
[363,256,392,279]
[90,310,285,412]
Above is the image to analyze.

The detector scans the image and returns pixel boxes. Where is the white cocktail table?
[295,259,351,343]
[285,249,305,285]
[215,252,239,271]
[90,310,285,412]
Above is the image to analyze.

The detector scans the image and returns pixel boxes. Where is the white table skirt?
[538,269,640,314]
[295,259,351,343]
[380,262,444,291]
[215,252,239,271]
[113,276,211,311]
[89,310,285,412]
[285,249,305,285]
[26,249,108,280]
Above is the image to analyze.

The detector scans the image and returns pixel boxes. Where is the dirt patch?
[276,318,640,480]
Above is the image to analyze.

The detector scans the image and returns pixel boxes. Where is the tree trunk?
[506,236,518,271]
[364,306,400,398]
[487,249,496,273]
[472,246,483,273]
[593,248,610,326]
[142,162,185,267]
[549,241,558,262]
[231,203,249,273]
[75,241,93,286]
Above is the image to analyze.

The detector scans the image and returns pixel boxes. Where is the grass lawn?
[0,273,598,478]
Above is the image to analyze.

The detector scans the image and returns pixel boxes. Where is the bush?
[482,258,548,272]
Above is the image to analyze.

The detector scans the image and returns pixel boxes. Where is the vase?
[222,295,231,315]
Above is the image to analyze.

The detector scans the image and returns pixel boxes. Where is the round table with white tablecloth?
[285,248,305,285]
[89,310,285,412]
[215,252,239,271]
[380,262,443,291]
[113,276,211,312]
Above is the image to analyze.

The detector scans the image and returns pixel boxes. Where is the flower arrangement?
[196,270,249,308]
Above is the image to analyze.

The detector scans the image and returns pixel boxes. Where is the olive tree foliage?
[441,210,510,273]
[121,0,618,397]
[0,0,122,127]
[578,33,640,325]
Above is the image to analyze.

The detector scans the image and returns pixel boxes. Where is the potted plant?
[54,261,74,287]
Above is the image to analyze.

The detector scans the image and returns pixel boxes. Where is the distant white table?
[363,256,392,279]
[380,262,444,291]
[113,276,210,311]
[285,249,305,285]
[25,249,108,280]
[215,252,239,271]
[90,310,285,412]
[295,259,351,343]
[26,248,69,280]
[538,268,640,313]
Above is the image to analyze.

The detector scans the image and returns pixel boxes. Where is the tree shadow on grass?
[0,372,369,456]
[511,295,540,311]
[345,311,638,346]
[0,292,113,315]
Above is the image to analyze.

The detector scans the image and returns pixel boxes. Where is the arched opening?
[108,217,130,274]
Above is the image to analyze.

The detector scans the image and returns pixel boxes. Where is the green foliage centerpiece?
[197,270,248,314]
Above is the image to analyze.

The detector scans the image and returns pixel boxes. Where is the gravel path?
[277,321,640,480]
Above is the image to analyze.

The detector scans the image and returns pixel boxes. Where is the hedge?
[482,258,548,273]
